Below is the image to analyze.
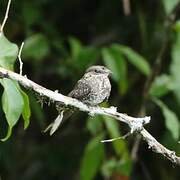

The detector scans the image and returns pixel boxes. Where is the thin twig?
[0,0,12,33]
[0,67,179,165]
[101,132,131,143]
[18,42,24,75]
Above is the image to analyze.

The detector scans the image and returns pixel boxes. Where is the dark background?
[0,0,180,179]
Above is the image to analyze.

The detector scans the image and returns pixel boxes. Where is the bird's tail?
[44,109,74,135]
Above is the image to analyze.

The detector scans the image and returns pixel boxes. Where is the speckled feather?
[48,65,112,134]
[68,67,111,105]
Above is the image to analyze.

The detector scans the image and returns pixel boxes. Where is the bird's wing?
[68,79,91,100]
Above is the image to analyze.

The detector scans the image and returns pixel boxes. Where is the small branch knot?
[129,116,151,133]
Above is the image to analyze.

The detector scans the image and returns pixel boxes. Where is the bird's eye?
[95,69,99,73]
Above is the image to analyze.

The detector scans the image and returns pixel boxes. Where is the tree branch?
[0,67,179,165]
[0,0,12,33]
[141,129,180,165]
[0,67,150,130]
[131,3,180,162]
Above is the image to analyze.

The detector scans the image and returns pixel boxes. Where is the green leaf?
[116,159,132,177]
[170,30,180,102]
[87,116,103,135]
[22,2,42,27]
[74,47,99,71]
[0,34,18,70]
[20,90,31,129]
[102,116,130,159]
[101,158,132,178]
[173,20,180,32]
[114,44,151,76]
[29,95,45,128]
[102,46,128,94]
[69,37,82,58]
[23,33,49,61]
[163,0,179,15]
[0,127,12,142]
[69,38,99,71]
[101,158,117,178]
[0,79,24,140]
[80,133,105,180]
[14,83,31,129]
[153,98,180,140]
[150,74,174,97]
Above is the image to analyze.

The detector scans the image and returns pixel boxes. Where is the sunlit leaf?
[0,79,24,141]
[80,133,105,180]
[0,127,12,142]
[150,74,174,97]
[163,0,179,15]
[23,33,49,61]
[0,34,18,70]
[102,46,128,94]
[114,44,151,76]
[154,98,180,140]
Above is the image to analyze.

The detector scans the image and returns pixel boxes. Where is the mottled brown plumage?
[46,65,112,135]
[68,65,111,105]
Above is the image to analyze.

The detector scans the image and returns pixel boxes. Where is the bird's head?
[86,65,112,76]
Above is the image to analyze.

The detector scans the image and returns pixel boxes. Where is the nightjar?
[46,65,112,135]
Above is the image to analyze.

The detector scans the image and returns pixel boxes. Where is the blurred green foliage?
[0,0,180,179]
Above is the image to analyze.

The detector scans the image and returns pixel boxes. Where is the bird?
[45,65,112,135]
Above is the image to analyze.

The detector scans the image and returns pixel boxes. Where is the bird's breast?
[84,74,111,105]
